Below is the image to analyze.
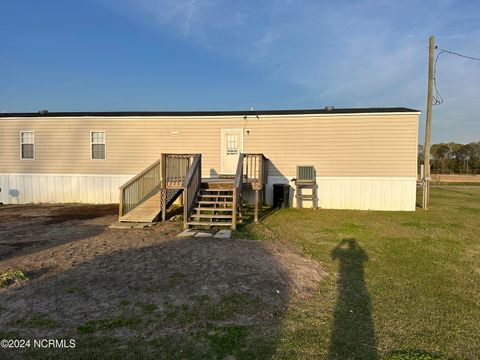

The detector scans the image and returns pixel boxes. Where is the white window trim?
[90,130,107,160]
[19,131,35,160]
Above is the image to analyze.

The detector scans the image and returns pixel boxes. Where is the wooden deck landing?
[201,177,235,189]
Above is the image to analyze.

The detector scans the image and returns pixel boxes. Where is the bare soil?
[0,204,323,342]
[432,174,480,183]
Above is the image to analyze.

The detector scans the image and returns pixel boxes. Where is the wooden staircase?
[118,154,199,224]
[186,184,236,228]
[119,153,268,230]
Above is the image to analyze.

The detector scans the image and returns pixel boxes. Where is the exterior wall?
[247,176,416,211]
[0,112,419,210]
[0,173,132,204]
[0,173,416,211]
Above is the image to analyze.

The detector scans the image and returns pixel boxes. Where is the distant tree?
[431,143,451,174]
[423,141,480,174]
[458,143,475,174]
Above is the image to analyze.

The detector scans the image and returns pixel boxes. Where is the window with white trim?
[226,134,239,155]
[91,131,106,160]
[20,131,35,159]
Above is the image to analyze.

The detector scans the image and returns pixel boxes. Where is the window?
[20,131,35,159]
[226,134,239,155]
[91,131,106,160]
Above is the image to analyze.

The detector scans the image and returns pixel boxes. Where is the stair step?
[191,214,232,219]
[187,221,232,227]
[201,189,233,193]
[199,194,233,198]
[198,201,233,205]
[194,207,234,212]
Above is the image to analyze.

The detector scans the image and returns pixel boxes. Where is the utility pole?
[423,35,435,210]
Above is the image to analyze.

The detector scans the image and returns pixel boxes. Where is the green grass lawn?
[2,187,479,359]
[238,186,480,359]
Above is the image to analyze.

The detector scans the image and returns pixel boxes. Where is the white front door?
[221,129,243,174]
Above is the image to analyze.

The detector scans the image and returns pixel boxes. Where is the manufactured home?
[0,107,419,228]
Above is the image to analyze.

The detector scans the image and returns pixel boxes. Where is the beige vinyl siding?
[0,113,418,178]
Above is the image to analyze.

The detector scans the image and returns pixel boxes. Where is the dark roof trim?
[0,107,420,118]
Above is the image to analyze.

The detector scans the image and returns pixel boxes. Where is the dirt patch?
[42,204,118,225]
[0,204,116,261]
[0,204,324,344]
[432,174,480,183]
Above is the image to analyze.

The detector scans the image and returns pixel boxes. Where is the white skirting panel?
[0,173,134,204]
[1,173,416,211]
[244,176,416,211]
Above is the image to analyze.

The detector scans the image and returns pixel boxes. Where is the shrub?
[0,269,28,288]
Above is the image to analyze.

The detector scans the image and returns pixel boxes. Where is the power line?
[438,48,480,61]
[432,47,480,105]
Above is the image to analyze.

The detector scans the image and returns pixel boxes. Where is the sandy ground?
[0,204,323,341]
[432,174,480,183]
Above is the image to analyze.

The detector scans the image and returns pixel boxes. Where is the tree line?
[418,142,480,174]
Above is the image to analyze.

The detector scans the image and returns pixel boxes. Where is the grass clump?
[0,269,28,288]
[385,349,452,360]
[9,314,57,329]
[78,316,142,334]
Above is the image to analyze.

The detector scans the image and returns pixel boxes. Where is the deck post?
[183,187,188,229]
[254,189,259,223]
[232,188,237,230]
[239,191,243,224]
[119,191,124,221]
[161,189,167,222]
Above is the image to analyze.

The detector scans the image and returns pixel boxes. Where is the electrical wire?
[432,47,480,105]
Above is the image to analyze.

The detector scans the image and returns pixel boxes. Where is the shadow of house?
[0,237,293,359]
[329,239,378,360]
[263,161,295,207]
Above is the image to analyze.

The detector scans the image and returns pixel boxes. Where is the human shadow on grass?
[329,238,378,360]
[0,237,292,359]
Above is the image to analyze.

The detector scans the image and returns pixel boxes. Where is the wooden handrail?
[182,154,202,229]
[119,159,161,218]
[183,154,201,187]
[243,153,267,190]
[119,153,200,220]
[162,154,197,187]
[119,159,161,190]
[231,153,245,230]
[234,153,245,188]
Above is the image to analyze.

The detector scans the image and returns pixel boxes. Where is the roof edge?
[0,107,420,118]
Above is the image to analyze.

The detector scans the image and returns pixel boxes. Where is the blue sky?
[1,0,479,143]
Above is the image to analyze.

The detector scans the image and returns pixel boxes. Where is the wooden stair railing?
[159,153,200,223]
[119,159,161,220]
[243,154,268,222]
[119,153,200,222]
[232,153,244,230]
[182,154,202,229]
[244,154,267,189]
[162,153,195,188]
